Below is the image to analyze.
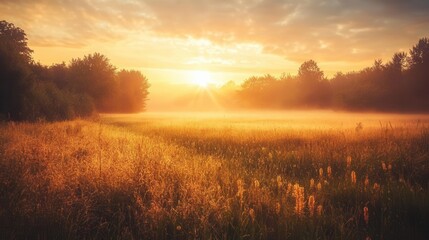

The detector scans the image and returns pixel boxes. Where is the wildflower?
[308,195,315,216]
[293,184,305,216]
[351,171,357,184]
[317,182,322,191]
[373,183,380,191]
[346,156,352,168]
[317,205,323,216]
[293,183,299,196]
[310,178,315,189]
[277,175,283,188]
[363,206,369,225]
[254,179,260,188]
[249,208,256,222]
[319,168,324,178]
[237,179,244,196]
[381,162,387,171]
[236,179,245,206]
[176,225,182,231]
[364,176,369,188]
[275,202,281,215]
[327,166,332,178]
[286,183,292,196]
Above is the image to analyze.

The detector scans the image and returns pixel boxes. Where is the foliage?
[233,38,429,112]
[116,70,150,112]
[0,20,33,120]
[0,20,150,121]
[68,53,117,111]
[0,20,32,62]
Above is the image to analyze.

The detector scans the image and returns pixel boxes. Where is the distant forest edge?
[1,20,429,122]
[1,20,150,121]
[220,38,429,112]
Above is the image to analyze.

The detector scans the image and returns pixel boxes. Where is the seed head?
[275,202,281,215]
[363,206,369,225]
[317,182,322,191]
[327,166,332,178]
[373,183,380,191]
[346,156,352,168]
[276,175,283,188]
[254,179,260,188]
[317,205,323,216]
[308,195,315,216]
[381,162,387,171]
[286,183,292,196]
[249,208,256,222]
[364,176,369,188]
[351,171,357,184]
[293,184,305,216]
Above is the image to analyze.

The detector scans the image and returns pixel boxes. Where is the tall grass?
[0,114,428,239]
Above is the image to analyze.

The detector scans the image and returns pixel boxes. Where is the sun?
[190,70,212,88]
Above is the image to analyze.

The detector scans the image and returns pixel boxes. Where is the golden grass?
[0,113,429,239]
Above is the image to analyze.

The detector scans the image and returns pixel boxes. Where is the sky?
[1,0,429,110]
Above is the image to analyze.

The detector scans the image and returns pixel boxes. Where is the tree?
[408,37,429,68]
[0,20,33,62]
[407,37,429,110]
[68,53,117,111]
[117,70,150,112]
[241,74,276,92]
[296,60,330,107]
[0,20,33,120]
[298,60,324,83]
[389,52,407,72]
[239,75,279,108]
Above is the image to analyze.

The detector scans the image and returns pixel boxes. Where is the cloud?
[1,0,428,64]
[0,0,152,47]
[143,0,429,62]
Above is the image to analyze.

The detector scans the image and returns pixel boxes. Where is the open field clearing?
[1,112,429,239]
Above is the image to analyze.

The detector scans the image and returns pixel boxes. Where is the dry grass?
[1,112,429,239]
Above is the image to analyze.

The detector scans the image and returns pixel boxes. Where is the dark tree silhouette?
[117,70,150,112]
[1,20,151,121]
[0,20,33,120]
[297,60,331,107]
[407,37,429,109]
[389,52,407,72]
[298,60,324,83]
[239,75,280,108]
[230,38,429,112]
[2,20,429,117]
[408,37,429,67]
[68,53,117,111]
[0,20,33,62]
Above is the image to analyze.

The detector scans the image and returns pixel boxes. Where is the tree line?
[221,37,429,112]
[0,20,150,121]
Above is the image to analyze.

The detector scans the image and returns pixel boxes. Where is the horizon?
[2,0,429,111]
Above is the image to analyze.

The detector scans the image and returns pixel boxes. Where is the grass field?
[1,111,429,239]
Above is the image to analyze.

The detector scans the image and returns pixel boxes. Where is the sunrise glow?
[1,1,429,238]
[189,70,213,88]
[1,0,428,111]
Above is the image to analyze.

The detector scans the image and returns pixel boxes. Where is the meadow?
[1,111,429,239]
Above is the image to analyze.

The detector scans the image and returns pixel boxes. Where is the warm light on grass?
[1,114,429,239]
